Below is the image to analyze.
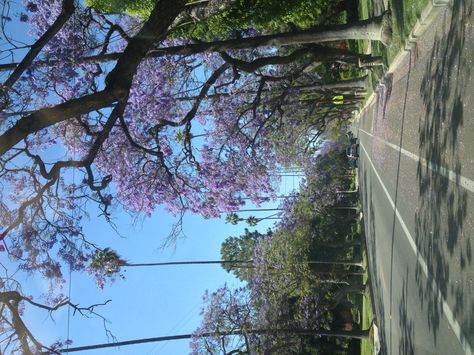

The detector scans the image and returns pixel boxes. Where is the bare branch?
[0,290,112,354]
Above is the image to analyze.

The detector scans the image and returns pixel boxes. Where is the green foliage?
[85,0,156,17]
[89,247,124,276]
[338,63,363,81]
[216,142,363,352]
[245,216,258,227]
[264,227,317,295]
[225,212,239,225]
[325,117,349,141]
[179,0,328,40]
[86,0,336,40]
[174,130,185,143]
[220,228,271,281]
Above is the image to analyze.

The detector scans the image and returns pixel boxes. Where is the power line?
[150,302,200,354]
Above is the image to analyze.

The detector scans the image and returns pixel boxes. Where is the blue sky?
[9,177,300,354]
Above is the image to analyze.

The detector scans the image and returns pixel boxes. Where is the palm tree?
[225,212,283,226]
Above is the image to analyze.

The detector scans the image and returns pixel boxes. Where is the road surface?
[357,1,474,354]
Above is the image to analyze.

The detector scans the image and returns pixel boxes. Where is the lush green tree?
[220,228,272,281]
[85,0,156,16]
[86,0,338,39]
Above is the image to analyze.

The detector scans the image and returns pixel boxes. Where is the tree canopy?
[0,0,391,289]
[193,141,368,353]
[86,0,336,39]
[0,1,390,350]
[220,228,271,281]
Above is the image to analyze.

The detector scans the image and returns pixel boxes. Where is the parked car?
[346,131,358,145]
[346,144,359,158]
[346,131,359,169]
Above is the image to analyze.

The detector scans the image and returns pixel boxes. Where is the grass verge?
[360,249,375,355]
[351,215,375,355]
[356,0,430,92]
[387,0,430,62]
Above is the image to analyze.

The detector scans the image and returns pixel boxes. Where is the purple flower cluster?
[190,285,258,354]
[1,0,352,298]
[89,48,282,218]
[20,0,97,108]
[248,230,325,335]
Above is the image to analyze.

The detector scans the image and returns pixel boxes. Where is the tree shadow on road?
[398,267,415,355]
[416,0,473,346]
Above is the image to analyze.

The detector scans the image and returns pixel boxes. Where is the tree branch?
[0,0,75,99]
[0,0,187,157]
[0,14,389,73]
[0,90,116,157]
[219,48,312,73]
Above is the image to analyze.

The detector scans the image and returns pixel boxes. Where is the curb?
[373,323,381,354]
[387,0,451,74]
[355,164,359,191]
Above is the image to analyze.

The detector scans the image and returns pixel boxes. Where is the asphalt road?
[356,1,474,354]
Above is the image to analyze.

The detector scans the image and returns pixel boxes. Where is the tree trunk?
[121,259,363,268]
[308,259,363,267]
[0,13,391,156]
[175,75,369,101]
[330,283,367,308]
[0,14,391,73]
[116,13,392,57]
[299,75,368,92]
[0,0,187,157]
[0,91,117,156]
[230,208,283,213]
[313,239,362,249]
[54,328,370,353]
[316,270,365,278]
[332,206,359,210]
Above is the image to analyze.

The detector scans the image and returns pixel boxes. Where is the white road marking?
[359,128,474,193]
[360,141,473,355]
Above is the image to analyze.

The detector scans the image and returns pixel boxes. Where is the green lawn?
[356,0,430,93]
[352,214,375,355]
[344,175,374,354]
[361,250,375,355]
[387,0,430,62]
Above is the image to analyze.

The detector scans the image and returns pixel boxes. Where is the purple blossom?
[0,0,344,300]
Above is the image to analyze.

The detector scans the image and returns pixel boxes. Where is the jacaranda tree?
[0,0,391,290]
[191,282,369,354]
